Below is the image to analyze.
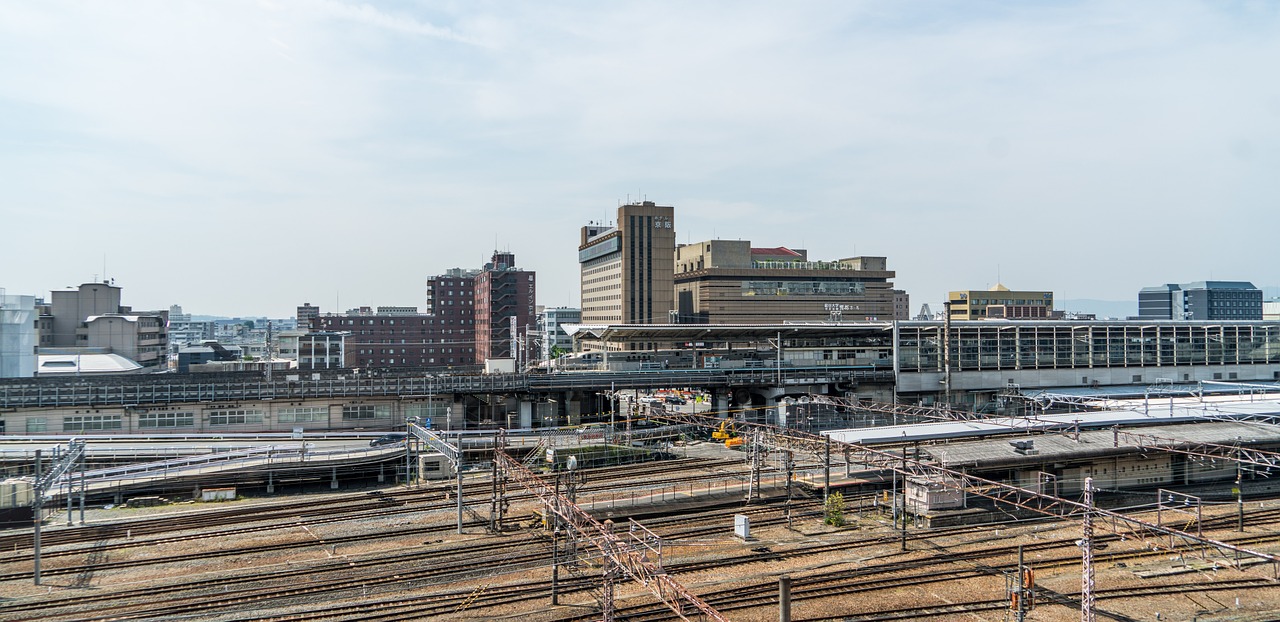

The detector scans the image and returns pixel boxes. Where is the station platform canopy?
[822,397,1280,446]
[1022,381,1280,402]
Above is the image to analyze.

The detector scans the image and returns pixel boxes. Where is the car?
[664,396,687,405]
[369,433,408,447]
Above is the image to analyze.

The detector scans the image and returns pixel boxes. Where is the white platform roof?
[37,353,144,375]
[822,398,1280,446]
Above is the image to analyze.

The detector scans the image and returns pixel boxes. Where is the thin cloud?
[311,1,485,46]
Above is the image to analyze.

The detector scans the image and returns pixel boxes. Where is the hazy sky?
[2,1,1277,318]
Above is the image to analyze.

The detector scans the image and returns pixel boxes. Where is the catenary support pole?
[900,450,908,552]
[1081,477,1096,622]
[456,446,464,535]
[79,454,86,525]
[823,436,831,502]
[33,449,42,586]
[779,575,791,622]
[66,464,73,526]
[1237,457,1245,532]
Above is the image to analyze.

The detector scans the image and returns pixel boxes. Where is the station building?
[673,240,897,323]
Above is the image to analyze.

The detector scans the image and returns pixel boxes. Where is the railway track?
[9,454,1280,622]
[0,497,818,620]
[0,456,745,554]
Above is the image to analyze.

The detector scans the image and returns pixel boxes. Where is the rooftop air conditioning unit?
[1010,440,1039,455]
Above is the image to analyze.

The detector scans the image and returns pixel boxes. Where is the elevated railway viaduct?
[0,367,890,436]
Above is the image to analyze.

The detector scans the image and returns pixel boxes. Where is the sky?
[2,1,1277,319]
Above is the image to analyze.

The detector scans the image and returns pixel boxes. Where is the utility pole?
[1009,545,1035,621]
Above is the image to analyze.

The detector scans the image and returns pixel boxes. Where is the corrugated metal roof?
[923,421,1280,469]
[822,399,1280,446]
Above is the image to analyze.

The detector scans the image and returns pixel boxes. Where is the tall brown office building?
[579,201,676,326]
[474,251,536,364]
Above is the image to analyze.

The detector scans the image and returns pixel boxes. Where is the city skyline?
[3,2,1277,318]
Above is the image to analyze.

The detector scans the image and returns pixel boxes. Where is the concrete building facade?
[948,285,1053,320]
[1139,281,1263,320]
[81,314,167,366]
[893,290,910,321]
[673,240,897,323]
[48,282,122,348]
[42,282,168,368]
[579,201,676,326]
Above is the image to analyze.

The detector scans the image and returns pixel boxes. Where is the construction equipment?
[711,418,745,449]
[711,419,736,441]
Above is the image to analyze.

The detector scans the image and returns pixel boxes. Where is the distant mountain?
[1059,299,1134,319]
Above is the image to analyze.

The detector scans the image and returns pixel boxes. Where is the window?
[26,418,47,433]
[138,412,195,428]
[209,410,264,425]
[64,415,124,432]
[277,407,328,423]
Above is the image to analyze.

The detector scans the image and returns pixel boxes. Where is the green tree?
[824,491,846,527]
[242,320,256,330]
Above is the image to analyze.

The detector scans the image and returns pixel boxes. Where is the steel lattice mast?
[493,445,729,622]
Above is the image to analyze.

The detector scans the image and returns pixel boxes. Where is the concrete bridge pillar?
[566,391,583,426]
[712,391,730,416]
[445,397,465,430]
[518,400,533,429]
